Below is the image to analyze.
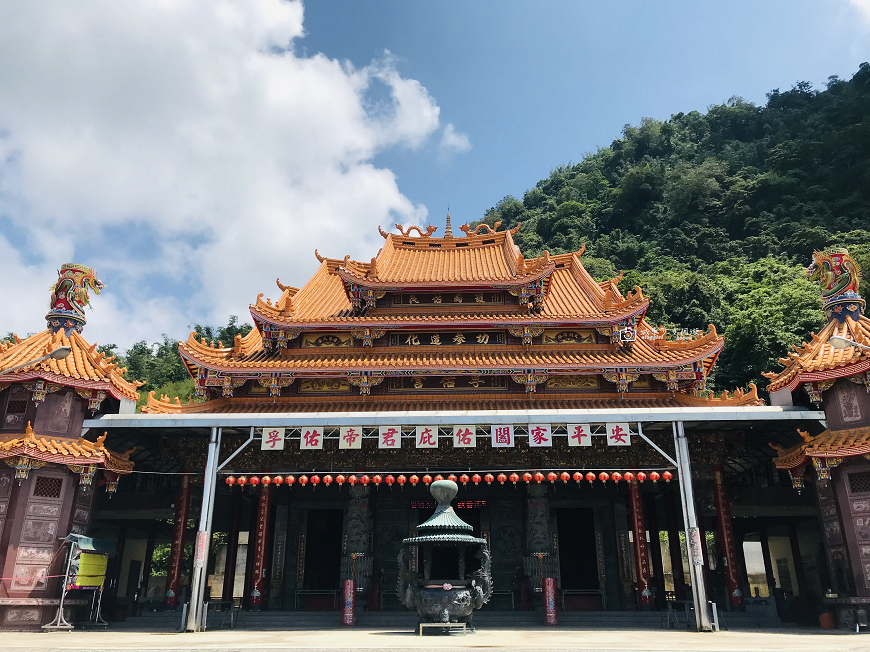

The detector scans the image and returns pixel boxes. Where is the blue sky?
[304,0,870,231]
[0,0,868,347]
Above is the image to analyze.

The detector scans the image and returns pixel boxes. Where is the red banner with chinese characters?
[342,579,356,625]
[542,577,558,625]
[629,480,654,607]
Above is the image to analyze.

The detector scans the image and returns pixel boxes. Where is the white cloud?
[0,0,453,349]
[439,123,472,156]
[848,0,870,23]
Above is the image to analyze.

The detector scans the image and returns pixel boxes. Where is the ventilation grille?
[33,477,63,498]
[6,400,27,414]
[848,471,870,494]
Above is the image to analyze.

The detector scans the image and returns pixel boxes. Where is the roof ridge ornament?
[444,213,453,238]
[394,224,437,238]
[46,264,104,335]
[808,248,864,322]
[459,221,502,237]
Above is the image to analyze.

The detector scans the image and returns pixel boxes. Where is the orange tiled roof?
[0,423,134,473]
[142,384,761,414]
[250,249,648,326]
[337,228,550,286]
[177,327,723,375]
[763,315,870,392]
[0,329,142,401]
[773,425,870,470]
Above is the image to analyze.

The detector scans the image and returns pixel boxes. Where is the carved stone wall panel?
[3,607,41,623]
[20,520,57,544]
[25,503,60,518]
[374,507,407,592]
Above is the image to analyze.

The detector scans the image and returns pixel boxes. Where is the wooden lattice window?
[848,471,870,494]
[33,476,63,498]
[6,400,27,414]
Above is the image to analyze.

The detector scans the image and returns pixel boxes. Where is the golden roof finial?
[444,213,453,238]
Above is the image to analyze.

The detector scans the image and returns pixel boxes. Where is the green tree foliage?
[106,316,253,408]
[477,65,870,393]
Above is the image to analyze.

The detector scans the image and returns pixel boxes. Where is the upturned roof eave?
[247,298,651,330]
[176,337,722,377]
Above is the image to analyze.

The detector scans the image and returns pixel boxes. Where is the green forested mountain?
[476,64,870,393]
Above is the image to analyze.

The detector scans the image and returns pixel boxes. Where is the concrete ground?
[3,627,869,652]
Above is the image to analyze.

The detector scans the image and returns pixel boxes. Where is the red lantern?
[509,472,520,486]
[522,472,533,484]
[360,474,370,486]
[447,474,457,483]
[249,476,260,486]
[348,474,358,486]
[323,474,333,487]
[598,472,609,482]
[385,474,395,489]
[397,474,406,488]
[662,471,673,483]
[298,475,309,486]
[273,475,284,486]
[471,473,482,486]
[310,475,321,488]
[261,475,272,485]
[623,472,634,482]
[422,475,432,485]
[372,475,382,488]
[636,471,647,482]
[573,472,583,484]
[409,474,419,486]
[560,472,571,484]
[335,474,345,487]
[434,474,444,482]
[497,473,507,485]
[649,471,660,482]
[547,472,558,484]
[611,472,622,482]
[484,473,494,485]
[459,474,469,486]
[225,476,236,486]
[237,476,247,486]
[533,472,545,484]
[585,472,595,484]
[285,475,295,486]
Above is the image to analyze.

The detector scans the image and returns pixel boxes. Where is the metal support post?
[673,421,713,632]
[187,426,222,632]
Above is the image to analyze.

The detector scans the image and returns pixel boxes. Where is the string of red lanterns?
[223,469,673,488]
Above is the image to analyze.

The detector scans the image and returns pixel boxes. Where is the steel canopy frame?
[84,406,822,633]
[84,406,823,430]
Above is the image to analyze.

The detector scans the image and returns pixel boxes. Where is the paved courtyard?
[3,627,869,652]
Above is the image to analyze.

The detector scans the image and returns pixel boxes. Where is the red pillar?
[222,490,243,602]
[248,483,272,609]
[713,465,744,609]
[164,476,191,609]
[629,480,654,608]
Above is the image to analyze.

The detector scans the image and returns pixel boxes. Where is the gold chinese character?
[452,333,466,344]
[430,334,441,345]
[476,333,490,344]
[413,377,424,389]
[409,294,419,304]
[453,294,463,303]
[405,334,420,346]
[432,294,442,304]
[475,293,484,303]
[441,377,456,388]
[468,375,483,388]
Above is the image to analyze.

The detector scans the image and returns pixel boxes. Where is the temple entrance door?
[302,509,343,609]
[557,508,600,610]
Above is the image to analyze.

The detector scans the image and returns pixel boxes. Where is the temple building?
[0,265,138,629]
[765,248,870,628]
[144,219,740,413]
[0,225,835,631]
